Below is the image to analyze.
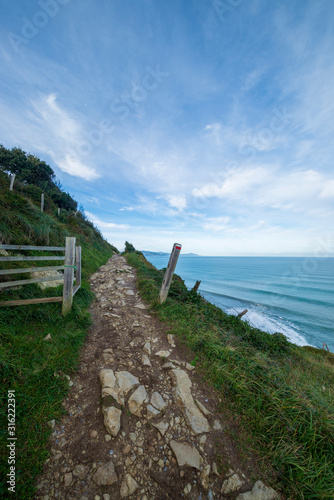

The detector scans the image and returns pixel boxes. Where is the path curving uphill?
[35,255,280,499]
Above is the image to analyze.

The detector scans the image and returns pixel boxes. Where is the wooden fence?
[0,237,81,314]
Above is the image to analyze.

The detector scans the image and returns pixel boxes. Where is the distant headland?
[141,250,199,257]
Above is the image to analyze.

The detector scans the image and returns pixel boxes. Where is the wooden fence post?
[159,243,182,304]
[58,207,60,216]
[9,174,16,191]
[41,193,44,212]
[62,237,76,314]
[75,246,81,289]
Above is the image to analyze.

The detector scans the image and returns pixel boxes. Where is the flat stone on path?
[92,462,118,486]
[128,385,149,417]
[170,440,202,469]
[120,473,139,497]
[102,406,122,436]
[151,392,167,412]
[171,369,210,434]
[236,481,279,499]
[155,350,171,358]
[152,420,169,436]
[221,473,245,494]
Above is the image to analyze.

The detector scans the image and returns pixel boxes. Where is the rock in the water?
[152,421,169,436]
[128,386,148,417]
[236,481,279,499]
[221,473,245,495]
[92,462,118,486]
[102,406,122,436]
[170,440,201,470]
[120,473,139,497]
[151,392,167,412]
[170,369,210,434]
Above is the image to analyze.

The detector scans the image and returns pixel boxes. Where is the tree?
[125,241,136,253]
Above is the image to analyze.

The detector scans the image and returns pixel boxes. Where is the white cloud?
[57,155,99,181]
[192,167,271,199]
[192,166,334,214]
[201,216,231,232]
[85,211,129,230]
[166,195,187,211]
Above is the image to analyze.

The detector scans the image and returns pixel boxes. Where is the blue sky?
[1,0,334,255]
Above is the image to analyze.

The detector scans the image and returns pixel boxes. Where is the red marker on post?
[159,243,182,303]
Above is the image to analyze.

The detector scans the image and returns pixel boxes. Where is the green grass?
[0,170,118,498]
[125,251,334,500]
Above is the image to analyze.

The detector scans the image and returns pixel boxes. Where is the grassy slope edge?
[0,169,118,498]
[125,250,334,500]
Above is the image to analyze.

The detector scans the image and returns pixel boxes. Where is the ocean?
[144,255,334,352]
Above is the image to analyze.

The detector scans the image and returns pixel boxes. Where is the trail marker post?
[159,243,182,304]
[41,193,44,212]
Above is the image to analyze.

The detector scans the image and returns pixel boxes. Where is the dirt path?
[35,255,279,499]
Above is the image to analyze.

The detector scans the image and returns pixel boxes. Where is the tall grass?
[125,251,334,499]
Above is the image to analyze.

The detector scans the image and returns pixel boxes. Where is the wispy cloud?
[85,211,129,230]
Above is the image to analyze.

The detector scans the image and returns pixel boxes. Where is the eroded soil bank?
[35,255,279,500]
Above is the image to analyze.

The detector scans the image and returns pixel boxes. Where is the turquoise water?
[144,255,334,352]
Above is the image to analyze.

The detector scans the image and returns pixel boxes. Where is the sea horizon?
[144,254,334,353]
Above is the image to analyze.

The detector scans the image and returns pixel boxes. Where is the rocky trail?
[35,255,280,500]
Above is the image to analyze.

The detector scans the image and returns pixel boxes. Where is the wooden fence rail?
[0,237,81,313]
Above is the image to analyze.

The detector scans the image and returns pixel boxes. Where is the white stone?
[170,440,201,470]
[125,289,134,295]
[201,464,211,489]
[146,404,161,419]
[212,462,219,476]
[151,392,167,412]
[162,362,175,370]
[170,369,210,434]
[142,354,151,366]
[155,350,171,358]
[236,481,279,500]
[184,483,192,494]
[185,362,195,371]
[128,386,148,417]
[221,473,245,495]
[195,399,212,416]
[102,406,122,436]
[167,334,176,347]
[152,421,169,436]
[143,342,151,355]
[99,369,118,400]
[120,473,139,497]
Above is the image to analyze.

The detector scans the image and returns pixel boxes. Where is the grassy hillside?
[0,168,118,498]
[125,250,334,500]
